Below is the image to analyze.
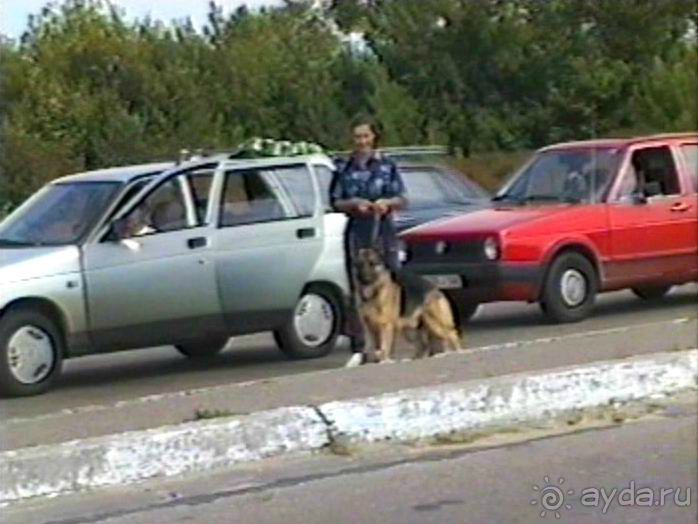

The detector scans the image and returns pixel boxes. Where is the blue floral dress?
[330,152,406,267]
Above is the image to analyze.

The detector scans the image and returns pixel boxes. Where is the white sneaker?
[345,353,364,368]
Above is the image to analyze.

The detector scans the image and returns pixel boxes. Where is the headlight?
[483,236,500,261]
[435,241,449,255]
[398,240,410,263]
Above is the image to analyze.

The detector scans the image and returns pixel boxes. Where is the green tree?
[631,47,698,132]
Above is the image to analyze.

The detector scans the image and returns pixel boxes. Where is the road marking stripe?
[466,316,695,356]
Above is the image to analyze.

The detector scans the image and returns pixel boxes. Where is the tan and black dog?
[354,248,463,362]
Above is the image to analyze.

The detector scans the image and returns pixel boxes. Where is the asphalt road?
[5,395,696,524]
[1,286,696,420]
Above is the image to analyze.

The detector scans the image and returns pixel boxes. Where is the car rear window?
[680,144,698,192]
[273,165,316,217]
[402,168,486,206]
[220,169,287,227]
[313,165,335,210]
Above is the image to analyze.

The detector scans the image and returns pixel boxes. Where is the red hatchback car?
[400,133,698,324]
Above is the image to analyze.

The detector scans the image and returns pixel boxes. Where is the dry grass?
[454,150,533,192]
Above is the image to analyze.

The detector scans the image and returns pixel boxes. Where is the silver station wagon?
[0,154,349,396]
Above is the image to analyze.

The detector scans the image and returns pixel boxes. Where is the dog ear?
[369,248,384,265]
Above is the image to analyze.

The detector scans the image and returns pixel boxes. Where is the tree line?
[0,0,696,206]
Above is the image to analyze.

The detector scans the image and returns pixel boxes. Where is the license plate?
[424,274,462,290]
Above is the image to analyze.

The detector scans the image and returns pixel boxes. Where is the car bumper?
[404,261,543,303]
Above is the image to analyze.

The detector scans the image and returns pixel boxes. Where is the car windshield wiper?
[0,238,38,247]
[493,194,564,205]
[442,198,473,205]
[492,194,522,203]
[521,195,562,202]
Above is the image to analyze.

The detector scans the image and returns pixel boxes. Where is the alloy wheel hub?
[560,269,587,307]
[7,326,55,385]
[293,294,335,347]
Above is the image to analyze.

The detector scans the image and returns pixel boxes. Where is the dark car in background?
[327,147,491,232]
[391,163,491,232]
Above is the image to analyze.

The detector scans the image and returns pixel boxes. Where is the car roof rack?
[176,139,327,165]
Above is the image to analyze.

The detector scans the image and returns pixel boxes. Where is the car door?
[676,141,698,281]
[82,166,225,351]
[606,144,694,283]
[211,161,324,334]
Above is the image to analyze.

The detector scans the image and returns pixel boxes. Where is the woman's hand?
[355,200,374,216]
[373,199,392,216]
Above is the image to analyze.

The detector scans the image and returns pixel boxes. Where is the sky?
[0,0,283,39]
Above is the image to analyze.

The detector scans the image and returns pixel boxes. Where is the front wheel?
[449,299,480,328]
[0,308,64,397]
[540,252,598,323]
[274,287,342,360]
[632,285,673,300]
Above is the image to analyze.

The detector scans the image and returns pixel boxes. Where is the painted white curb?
[0,406,326,505]
[320,350,698,444]
[1,350,696,505]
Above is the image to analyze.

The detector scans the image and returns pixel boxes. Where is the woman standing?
[330,116,407,366]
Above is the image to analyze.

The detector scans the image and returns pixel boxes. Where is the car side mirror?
[107,217,131,241]
[630,192,647,205]
[644,181,662,198]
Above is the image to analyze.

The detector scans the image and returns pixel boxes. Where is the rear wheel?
[540,252,598,323]
[274,286,341,360]
[175,338,229,359]
[0,308,64,397]
[632,285,673,300]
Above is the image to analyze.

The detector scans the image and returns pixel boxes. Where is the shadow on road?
[467,289,697,332]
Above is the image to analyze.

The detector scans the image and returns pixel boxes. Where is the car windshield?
[495,148,622,204]
[0,182,120,246]
[403,168,488,207]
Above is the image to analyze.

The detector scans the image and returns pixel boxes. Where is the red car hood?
[401,205,573,242]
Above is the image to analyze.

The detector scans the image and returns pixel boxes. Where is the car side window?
[105,178,152,223]
[273,165,316,217]
[616,165,641,200]
[626,146,682,198]
[679,144,698,192]
[313,165,334,210]
[121,177,189,237]
[185,171,215,225]
[220,170,287,227]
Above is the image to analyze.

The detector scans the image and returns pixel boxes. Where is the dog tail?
[425,293,464,352]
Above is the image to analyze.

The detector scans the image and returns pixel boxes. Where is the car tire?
[274,286,342,360]
[540,252,598,323]
[175,339,229,359]
[0,307,64,397]
[632,285,673,301]
[449,299,480,328]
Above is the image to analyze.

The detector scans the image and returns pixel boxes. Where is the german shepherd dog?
[354,248,463,362]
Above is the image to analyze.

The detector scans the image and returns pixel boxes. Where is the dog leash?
[370,212,382,249]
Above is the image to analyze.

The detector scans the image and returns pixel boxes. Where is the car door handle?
[296,227,317,239]
[187,237,208,249]
[670,202,691,213]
